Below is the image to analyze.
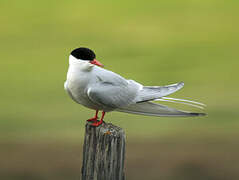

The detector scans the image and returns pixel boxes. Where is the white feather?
[155,98,204,109]
[161,97,206,106]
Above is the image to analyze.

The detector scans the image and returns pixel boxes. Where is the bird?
[64,47,206,127]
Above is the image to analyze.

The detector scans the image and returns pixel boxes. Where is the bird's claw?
[87,117,98,122]
[90,120,103,127]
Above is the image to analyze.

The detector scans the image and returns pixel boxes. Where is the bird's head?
[69,47,104,69]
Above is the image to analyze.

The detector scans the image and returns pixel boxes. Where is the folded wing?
[87,80,141,111]
[116,101,206,117]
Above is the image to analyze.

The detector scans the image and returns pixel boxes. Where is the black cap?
[70,47,96,61]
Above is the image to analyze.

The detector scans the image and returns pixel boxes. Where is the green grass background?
[0,0,239,179]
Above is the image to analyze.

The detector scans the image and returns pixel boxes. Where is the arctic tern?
[64,47,206,127]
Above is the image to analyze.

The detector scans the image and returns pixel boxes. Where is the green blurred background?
[0,0,239,179]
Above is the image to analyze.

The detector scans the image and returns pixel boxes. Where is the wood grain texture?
[81,122,126,180]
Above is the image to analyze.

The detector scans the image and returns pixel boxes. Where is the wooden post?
[81,122,126,180]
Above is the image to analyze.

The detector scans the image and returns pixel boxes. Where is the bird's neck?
[69,57,94,72]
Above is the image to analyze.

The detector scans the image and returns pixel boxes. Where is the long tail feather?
[155,98,205,109]
[116,102,206,117]
[161,97,206,106]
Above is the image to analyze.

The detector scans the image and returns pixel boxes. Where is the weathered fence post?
[81,122,126,180]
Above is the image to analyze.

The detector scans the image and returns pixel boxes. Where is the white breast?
[64,60,101,110]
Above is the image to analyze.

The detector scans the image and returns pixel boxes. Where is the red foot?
[91,120,103,127]
[87,110,99,122]
[87,117,98,122]
[90,111,105,127]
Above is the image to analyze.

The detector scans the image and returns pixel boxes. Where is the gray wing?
[87,68,141,110]
[88,67,186,111]
[87,81,140,110]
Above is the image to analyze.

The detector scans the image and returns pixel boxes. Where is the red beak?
[90,59,104,67]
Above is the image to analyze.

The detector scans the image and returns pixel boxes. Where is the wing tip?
[179,81,184,86]
[177,81,184,90]
[190,112,207,116]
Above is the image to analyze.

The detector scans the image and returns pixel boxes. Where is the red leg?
[87,110,99,122]
[91,111,105,127]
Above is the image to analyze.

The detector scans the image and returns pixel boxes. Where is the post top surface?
[86,122,125,138]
